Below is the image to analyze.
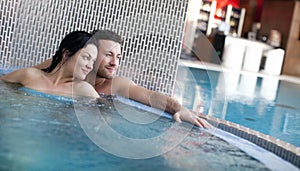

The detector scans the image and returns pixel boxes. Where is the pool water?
[176,66,300,148]
[0,79,289,171]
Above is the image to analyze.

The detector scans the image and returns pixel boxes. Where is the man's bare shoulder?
[112,76,133,85]
[110,76,139,97]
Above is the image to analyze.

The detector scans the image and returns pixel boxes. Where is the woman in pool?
[0,31,100,98]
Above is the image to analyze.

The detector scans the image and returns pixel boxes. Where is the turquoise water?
[0,80,281,170]
[176,66,300,148]
[1,69,299,170]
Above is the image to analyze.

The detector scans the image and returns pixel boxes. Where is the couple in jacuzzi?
[0,30,211,128]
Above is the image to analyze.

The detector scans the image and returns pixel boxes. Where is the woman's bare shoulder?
[74,81,99,98]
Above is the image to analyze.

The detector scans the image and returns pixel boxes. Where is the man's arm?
[113,77,211,128]
[33,58,52,69]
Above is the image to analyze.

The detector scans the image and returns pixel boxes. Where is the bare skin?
[1,44,99,98]
[86,40,212,128]
[34,40,212,128]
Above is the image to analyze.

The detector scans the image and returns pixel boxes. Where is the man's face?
[94,40,121,79]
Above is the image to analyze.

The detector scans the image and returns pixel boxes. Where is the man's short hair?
[91,30,123,45]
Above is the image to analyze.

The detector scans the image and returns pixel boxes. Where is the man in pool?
[36,30,211,128]
[87,30,211,128]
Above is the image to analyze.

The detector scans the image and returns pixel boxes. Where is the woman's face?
[66,44,98,80]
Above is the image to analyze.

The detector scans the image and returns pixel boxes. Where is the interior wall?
[260,1,295,49]
[259,0,300,77]
[0,0,189,94]
[282,1,300,76]
[240,0,258,37]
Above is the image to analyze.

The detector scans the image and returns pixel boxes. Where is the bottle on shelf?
[223,4,246,37]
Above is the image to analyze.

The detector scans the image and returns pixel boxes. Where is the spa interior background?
[1,0,300,169]
[181,0,300,79]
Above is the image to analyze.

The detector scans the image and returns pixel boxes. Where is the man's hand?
[172,107,212,128]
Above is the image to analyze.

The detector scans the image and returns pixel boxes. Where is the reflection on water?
[175,66,300,147]
[0,80,275,171]
[260,77,280,101]
[238,74,257,98]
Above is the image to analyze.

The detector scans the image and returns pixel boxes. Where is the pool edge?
[205,115,300,169]
[179,59,300,168]
[117,96,300,169]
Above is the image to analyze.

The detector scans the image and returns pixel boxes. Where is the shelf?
[198,20,209,23]
[202,1,212,12]
[200,9,210,13]
[199,11,209,21]
[222,4,246,37]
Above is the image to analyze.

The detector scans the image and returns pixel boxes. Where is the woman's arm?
[0,68,31,84]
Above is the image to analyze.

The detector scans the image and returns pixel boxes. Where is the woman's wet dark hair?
[42,31,98,73]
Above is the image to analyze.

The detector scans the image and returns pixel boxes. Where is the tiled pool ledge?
[117,96,299,169]
[204,115,300,169]
[179,59,300,85]
[178,60,300,168]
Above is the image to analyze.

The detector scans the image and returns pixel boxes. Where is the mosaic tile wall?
[0,0,189,95]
